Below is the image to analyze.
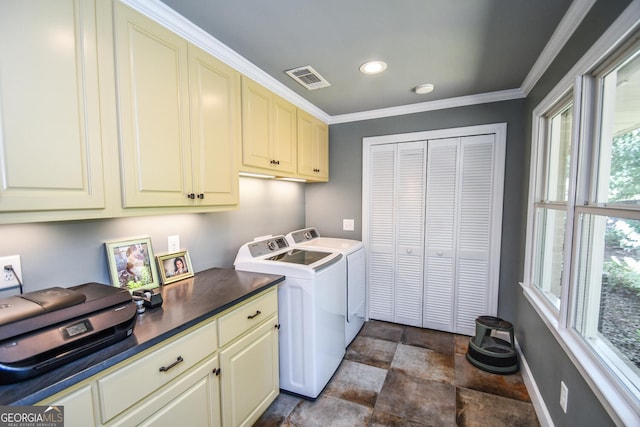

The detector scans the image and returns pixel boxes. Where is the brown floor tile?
[369,410,430,427]
[456,387,539,427]
[324,360,387,408]
[285,395,372,427]
[253,393,303,427]
[403,326,455,355]
[391,343,454,385]
[359,320,404,342]
[454,353,530,402]
[454,334,470,354]
[259,321,539,427]
[375,370,456,426]
[345,336,398,369]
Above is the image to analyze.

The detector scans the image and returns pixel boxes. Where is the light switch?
[343,219,355,231]
[168,235,180,253]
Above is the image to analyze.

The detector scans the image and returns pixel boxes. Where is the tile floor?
[254,320,540,427]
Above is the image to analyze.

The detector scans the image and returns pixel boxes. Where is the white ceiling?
[154,0,576,119]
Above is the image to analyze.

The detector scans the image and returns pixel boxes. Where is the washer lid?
[266,249,332,265]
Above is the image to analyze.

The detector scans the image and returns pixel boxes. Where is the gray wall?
[514,0,632,426]
[307,99,526,323]
[0,178,304,297]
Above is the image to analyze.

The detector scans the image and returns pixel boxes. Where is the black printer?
[0,283,136,384]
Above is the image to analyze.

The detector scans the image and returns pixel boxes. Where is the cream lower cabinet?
[220,319,279,427]
[218,289,279,427]
[38,288,278,427]
[49,384,96,427]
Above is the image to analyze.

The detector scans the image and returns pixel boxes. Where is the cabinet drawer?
[218,289,277,347]
[98,319,217,423]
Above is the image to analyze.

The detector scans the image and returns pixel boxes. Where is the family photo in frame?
[105,236,160,292]
[157,251,194,284]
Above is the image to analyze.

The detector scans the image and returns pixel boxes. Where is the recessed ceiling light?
[414,83,434,94]
[360,61,387,75]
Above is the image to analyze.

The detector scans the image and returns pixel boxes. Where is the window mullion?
[559,77,584,328]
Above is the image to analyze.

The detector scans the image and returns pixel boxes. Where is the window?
[525,31,640,423]
[572,45,640,402]
[532,98,573,310]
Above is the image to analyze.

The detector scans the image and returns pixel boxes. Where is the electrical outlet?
[343,219,355,231]
[560,381,568,413]
[0,255,22,290]
[168,235,180,253]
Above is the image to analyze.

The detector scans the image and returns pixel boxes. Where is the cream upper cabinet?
[0,0,105,212]
[241,77,297,176]
[297,109,329,181]
[188,44,240,206]
[114,2,239,208]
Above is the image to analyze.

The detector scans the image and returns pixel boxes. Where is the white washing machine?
[286,227,366,346]
[234,235,346,399]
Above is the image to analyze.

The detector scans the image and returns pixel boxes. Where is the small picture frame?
[105,236,160,292]
[157,251,194,285]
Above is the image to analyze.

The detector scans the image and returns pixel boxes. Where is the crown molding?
[328,89,525,125]
[520,0,596,96]
[119,0,589,126]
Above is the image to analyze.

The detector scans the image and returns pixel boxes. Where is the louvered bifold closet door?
[454,134,496,335]
[395,142,427,326]
[367,144,396,322]
[423,139,459,333]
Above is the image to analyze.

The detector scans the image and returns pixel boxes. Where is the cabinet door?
[271,95,297,174]
[138,371,220,427]
[189,44,240,206]
[114,2,192,207]
[241,78,272,170]
[43,384,96,427]
[0,0,105,212]
[297,110,328,181]
[220,317,279,427]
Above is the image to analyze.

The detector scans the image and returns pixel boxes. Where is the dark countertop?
[0,267,284,405]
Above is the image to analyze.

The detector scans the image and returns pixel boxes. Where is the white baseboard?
[516,339,554,427]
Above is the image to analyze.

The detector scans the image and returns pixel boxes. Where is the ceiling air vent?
[285,65,331,90]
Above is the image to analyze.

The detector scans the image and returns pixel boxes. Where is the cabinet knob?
[213,368,221,376]
[197,193,204,199]
[275,324,281,329]
[187,193,195,199]
[407,248,412,254]
[437,251,443,256]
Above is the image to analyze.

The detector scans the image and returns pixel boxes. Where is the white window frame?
[522,3,640,425]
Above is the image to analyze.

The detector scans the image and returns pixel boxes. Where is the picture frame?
[156,251,194,284]
[105,236,160,292]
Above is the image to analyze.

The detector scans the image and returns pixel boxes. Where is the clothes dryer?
[286,227,365,346]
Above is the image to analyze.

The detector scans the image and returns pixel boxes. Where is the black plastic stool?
[466,316,519,374]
